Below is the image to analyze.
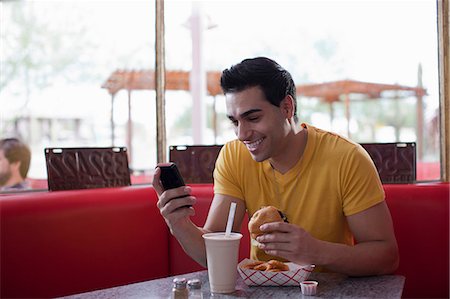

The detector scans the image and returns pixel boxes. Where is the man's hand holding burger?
[249,206,320,266]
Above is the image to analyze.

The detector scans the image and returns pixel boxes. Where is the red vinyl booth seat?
[1,182,448,298]
[384,183,449,299]
[0,186,169,298]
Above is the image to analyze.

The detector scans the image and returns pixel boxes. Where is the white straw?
[225,202,237,237]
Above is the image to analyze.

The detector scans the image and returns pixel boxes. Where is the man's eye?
[248,117,259,122]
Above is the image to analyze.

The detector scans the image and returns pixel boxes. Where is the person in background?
[153,57,399,276]
[0,138,31,191]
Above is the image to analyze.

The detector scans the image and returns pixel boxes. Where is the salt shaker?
[187,279,203,299]
[171,278,188,299]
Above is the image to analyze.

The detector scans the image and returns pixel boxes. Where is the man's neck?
[269,126,308,174]
[4,174,25,189]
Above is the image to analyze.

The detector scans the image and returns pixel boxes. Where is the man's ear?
[280,95,295,119]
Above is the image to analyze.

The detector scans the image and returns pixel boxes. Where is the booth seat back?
[385,183,449,299]
[0,186,169,298]
[1,183,448,298]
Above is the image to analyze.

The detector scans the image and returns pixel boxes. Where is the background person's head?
[0,138,31,187]
[220,57,298,123]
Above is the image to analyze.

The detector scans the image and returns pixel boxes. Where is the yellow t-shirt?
[213,123,385,262]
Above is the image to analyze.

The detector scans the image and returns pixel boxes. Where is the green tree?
[1,2,94,101]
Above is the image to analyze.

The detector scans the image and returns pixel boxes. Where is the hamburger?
[248,206,288,240]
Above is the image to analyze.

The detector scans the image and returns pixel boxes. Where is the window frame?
[437,0,449,182]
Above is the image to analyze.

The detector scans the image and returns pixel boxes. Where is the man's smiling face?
[226,86,291,162]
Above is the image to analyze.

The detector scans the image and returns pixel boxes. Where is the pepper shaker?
[187,279,203,299]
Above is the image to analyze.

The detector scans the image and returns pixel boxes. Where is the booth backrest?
[384,183,449,298]
[0,186,169,298]
[1,182,448,298]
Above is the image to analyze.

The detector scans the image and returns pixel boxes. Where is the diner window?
[1,1,156,189]
[0,0,445,192]
[163,0,442,181]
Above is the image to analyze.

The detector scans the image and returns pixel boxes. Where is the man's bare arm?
[170,193,246,267]
[203,193,246,233]
[314,201,399,275]
[257,201,399,276]
[154,168,245,267]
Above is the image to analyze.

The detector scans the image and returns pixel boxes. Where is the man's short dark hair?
[220,57,298,122]
[0,138,31,179]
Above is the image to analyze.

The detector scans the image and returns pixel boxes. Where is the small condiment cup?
[300,280,318,296]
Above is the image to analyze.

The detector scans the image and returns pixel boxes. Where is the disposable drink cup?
[203,232,242,293]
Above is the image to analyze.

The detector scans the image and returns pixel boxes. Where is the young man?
[153,57,399,276]
[0,138,32,191]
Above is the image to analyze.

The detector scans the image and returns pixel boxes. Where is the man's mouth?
[245,137,264,151]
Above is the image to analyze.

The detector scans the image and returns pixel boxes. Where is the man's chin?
[249,152,268,163]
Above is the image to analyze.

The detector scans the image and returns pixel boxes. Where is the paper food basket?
[237,258,315,287]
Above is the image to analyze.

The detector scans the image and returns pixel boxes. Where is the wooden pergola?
[102,69,222,96]
[102,70,427,162]
[101,69,222,163]
[296,79,427,158]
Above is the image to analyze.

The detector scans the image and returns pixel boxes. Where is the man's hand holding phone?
[153,163,196,230]
[157,162,186,190]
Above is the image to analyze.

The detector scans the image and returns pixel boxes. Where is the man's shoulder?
[223,139,243,148]
[310,125,357,145]
[307,125,364,158]
[219,139,256,167]
[222,139,249,156]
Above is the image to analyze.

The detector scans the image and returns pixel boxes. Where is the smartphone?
[156,162,185,190]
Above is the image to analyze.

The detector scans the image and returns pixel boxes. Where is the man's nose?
[236,122,251,141]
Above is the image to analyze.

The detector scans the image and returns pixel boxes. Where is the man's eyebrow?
[227,109,262,121]
[240,109,262,118]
